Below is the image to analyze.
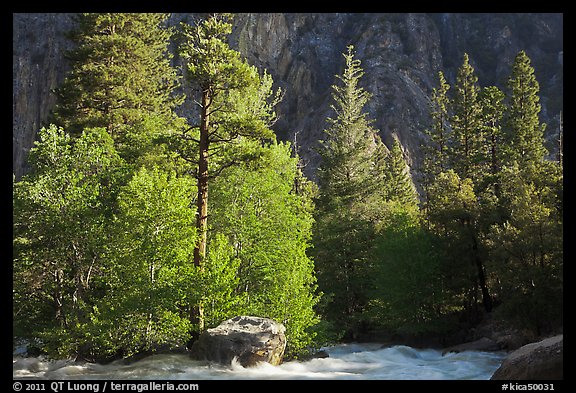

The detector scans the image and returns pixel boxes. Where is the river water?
[13,343,506,380]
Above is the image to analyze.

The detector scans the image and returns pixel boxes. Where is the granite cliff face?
[12,13,75,179]
[12,13,563,181]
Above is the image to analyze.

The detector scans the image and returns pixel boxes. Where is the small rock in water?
[442,337,501,355]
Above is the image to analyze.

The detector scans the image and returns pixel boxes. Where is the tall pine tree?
[52,13,182,163]
[504,50,548,166]
[478,85,506,195]
[176,13,280,332]
[424,71,451,175]
[422,71,451,221]
[316,45,388,213]
[385,138,418,206]
[313,45,389,336]
[487,51,562,334]
[423,54,493,315]
[450,53,483,180]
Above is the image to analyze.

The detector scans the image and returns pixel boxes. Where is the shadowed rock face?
[189,316,287,367]
[13,13,562,183]
[491,335,563,380]
[12,13,75,179]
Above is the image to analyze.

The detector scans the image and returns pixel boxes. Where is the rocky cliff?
[12,13,563,181]
[13,13,75,179]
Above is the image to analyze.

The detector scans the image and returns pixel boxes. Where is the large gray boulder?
[491,335,563,380]
[189,316,286,367]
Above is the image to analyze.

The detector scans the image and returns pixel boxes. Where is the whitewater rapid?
[13,343,506,380]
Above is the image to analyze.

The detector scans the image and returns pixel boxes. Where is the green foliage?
[368,206,460,335]
[313,45,390,334]
[317,45,388,212]
[313,45,424,338]
[487,161,562,333]
[175,13,285,332]
[385,139,419,206]
[504,50,548,166]
[425,170,481,302]
[210,142,320,357]
[174,12,283,213]
[199,234,242,328]
[84,167,197,359]
[420,50,562,334]
[423,71,451,178]
[13,125,125,356]
[14,14,562,362]
[52,13,183,162]
[180,14,253,91]
[450,53,483,180]
[427,170,477,234]
[477,85,506,192]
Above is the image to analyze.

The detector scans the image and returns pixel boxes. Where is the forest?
[12,13,563,363]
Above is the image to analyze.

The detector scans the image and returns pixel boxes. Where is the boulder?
[491,335,563,380]
[442,337,501,355]
[189,316,286,367]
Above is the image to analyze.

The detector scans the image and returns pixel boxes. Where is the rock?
[469,314,536,351]
[298,349,330,361]
[189,316,286,367]
[442,337,501,355]
[491,335,563,380]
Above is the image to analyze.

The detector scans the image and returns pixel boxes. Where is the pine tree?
[450,53,483,180]
[385,138,419,206]
[422,71,451,221]
[52,13,182,161]
[478,85,506,194]
[504,50,548,166]
[422,55,495,315]
[316,45,388,214]
[313,45,388,335]
[176,13,280,332]
[423,71,451,176]
[486,51,562,333]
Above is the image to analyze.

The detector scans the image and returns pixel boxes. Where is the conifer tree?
[385,138,419,206]
[316,45,388,213]
[422,54,495,315]
[52,13,182,161]
[478,85,506,193]
[450,53,482,180]
[421,71,451,221]
[313,45,388,335]
[423,71,451,176]
[176,14,280,331]
[487,51,562,332]
[504,50,548,166]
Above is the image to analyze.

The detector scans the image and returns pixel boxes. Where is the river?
[13,343,506,380]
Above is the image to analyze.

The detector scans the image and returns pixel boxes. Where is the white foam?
[13,343,506,380]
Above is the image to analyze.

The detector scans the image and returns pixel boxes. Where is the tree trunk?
[192,88,211,333]
[472,236,493,313]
